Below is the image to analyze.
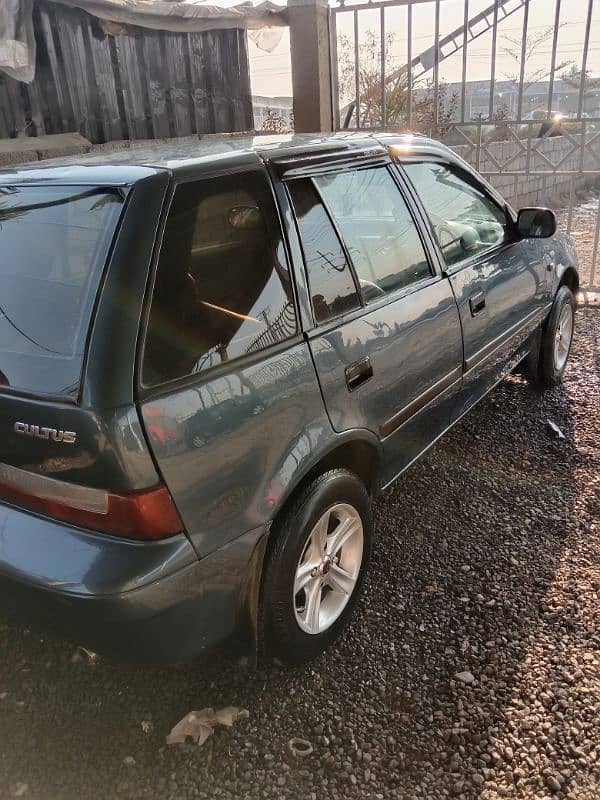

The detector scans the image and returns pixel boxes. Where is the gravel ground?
[0,308,598,800]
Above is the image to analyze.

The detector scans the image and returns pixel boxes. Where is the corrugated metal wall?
[0,1,254,143]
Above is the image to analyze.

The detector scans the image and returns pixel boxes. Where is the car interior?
[143,182,293,385]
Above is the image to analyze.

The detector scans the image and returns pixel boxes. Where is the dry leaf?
[215,706,249,726]
[71,646,98,665]
[166,707,248,746]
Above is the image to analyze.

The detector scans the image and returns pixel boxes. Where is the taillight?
[0,462,183,541]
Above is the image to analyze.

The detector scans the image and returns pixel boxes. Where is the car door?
[401,158,550,419]
[137,162,332,557]
[285,159,463,487]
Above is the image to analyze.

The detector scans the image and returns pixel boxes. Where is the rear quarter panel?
[140,342,342,559]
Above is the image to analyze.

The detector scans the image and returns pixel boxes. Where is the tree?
[501,24,573,94]
[338,30,406,128]
[337,30,458,135]
[488,102,512,142]
[261,107,289,134]
[560,64,600,92]
[416,79,460,137]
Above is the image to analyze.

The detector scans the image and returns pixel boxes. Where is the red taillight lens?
[0,463,183,541]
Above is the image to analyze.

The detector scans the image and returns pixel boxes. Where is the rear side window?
[288,179,360,323]
[0,185,123,397]
[143,170,297,386]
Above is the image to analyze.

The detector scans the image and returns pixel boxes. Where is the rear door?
[401,158,549,419]
[286,159,463,487]
[137,161,329,556]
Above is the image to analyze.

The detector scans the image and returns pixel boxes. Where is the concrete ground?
[0,308,598,800]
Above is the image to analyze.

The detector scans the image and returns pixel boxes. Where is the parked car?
[0,133,578,664]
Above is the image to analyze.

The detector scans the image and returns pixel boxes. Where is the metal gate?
[330,0,600,291]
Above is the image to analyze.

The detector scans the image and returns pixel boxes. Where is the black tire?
[261,469,372,665]
[536,285,576,388]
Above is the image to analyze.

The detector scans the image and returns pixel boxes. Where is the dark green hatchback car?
[0,133,578,663]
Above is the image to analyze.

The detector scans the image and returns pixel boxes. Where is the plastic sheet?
[0,0,35,82]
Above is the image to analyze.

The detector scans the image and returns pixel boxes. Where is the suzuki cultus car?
[0,133,578,663]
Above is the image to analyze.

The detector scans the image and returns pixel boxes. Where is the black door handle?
[345,357,373,392]
[469,292,486,316]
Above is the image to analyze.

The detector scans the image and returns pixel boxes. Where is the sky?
[247,0,600,99]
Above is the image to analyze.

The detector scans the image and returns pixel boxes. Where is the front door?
[286,162,463,487]
[401,159,549,419]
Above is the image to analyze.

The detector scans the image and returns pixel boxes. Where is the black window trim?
[136,162,302,399]
[398,156,519,277]
[274,146,390,179]
[388,160,449,278]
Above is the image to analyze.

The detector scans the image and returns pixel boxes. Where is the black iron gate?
[330,0,600,290]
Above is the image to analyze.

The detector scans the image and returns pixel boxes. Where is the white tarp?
[0,0,35,82]
[0,0,287,83]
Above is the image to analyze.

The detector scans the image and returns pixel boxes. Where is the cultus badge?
[14,422,76,444]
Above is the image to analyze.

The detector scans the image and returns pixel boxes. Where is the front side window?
[403,161,509,268]
[314,167,432,303]
[143,171,296,386]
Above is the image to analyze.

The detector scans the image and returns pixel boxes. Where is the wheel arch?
[272,431,383,521]
[258,431,382,607]
[257,435,379,662]
[558,265,579,295]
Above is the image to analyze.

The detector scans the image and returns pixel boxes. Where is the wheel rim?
[553,303,573,372]
[293,502,363,635]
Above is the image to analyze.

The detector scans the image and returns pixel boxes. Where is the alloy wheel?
[553,303,573,372]
[293,503,363,635]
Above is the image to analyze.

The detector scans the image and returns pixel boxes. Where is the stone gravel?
[0,307,598,800]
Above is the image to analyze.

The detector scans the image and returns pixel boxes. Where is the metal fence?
[330,0,600,290]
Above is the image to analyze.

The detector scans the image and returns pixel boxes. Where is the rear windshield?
[0,185,123,397]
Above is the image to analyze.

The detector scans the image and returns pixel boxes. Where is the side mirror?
[517,207,556,239]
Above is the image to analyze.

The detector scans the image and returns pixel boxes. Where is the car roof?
[0,131,455,185]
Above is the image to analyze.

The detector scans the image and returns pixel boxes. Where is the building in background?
[439,79,600,121]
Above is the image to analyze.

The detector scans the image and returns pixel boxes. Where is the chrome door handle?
[345,357,373,392]
[469,292,486,316]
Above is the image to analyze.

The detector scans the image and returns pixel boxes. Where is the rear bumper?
[0,502,268,662]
